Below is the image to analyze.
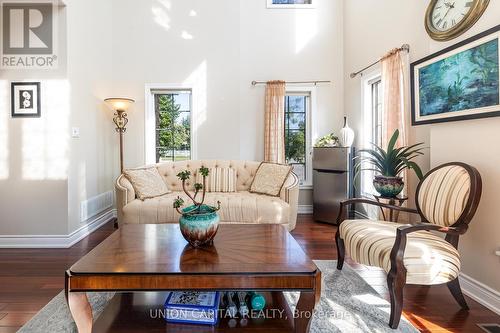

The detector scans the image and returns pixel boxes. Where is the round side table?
[373,194,408,222]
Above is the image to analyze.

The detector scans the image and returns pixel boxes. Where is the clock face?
[431,0,475,32]
[425,0,489,41]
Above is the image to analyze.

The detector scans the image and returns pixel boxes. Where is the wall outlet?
[72,127,80,138]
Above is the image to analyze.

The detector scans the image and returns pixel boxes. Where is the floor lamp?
[104,98,135,174]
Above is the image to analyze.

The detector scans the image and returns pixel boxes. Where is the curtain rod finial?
[251,81,257,86]
[350,73,357,79]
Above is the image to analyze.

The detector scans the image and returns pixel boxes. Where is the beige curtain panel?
[264,80,286,164]
[381,48,408,148]
[381,48,411,198]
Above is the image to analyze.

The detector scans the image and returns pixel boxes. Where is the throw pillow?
[124,167,171,200]
[250,162,292,197]
[196,167,237,192]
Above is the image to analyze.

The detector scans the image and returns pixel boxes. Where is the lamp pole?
[105,98,134,175]
[112,109,128,174]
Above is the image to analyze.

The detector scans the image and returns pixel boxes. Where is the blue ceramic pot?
[179,205,220,247]
[373,175,404,198]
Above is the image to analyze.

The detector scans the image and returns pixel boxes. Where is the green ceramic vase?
[373,175,404,198]
[179,205,220,248]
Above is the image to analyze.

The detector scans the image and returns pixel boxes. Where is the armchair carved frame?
[335,162,482,329]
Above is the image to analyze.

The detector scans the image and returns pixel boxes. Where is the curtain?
[264,80,286,164]
[381,48,408,148]
[381,48,412,200]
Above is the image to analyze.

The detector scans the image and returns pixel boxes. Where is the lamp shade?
[104,98,135,112]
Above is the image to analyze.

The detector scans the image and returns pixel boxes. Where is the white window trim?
[144,84,198,165]
[360,70,382,199]
[285,86,316,188]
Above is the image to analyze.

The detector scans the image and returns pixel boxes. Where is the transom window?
[284,92,311,184]
[154,91,192,162]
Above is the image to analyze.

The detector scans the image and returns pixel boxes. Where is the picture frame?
[411,24,500,126]
[11,82,41,118]
[266,0,315,9]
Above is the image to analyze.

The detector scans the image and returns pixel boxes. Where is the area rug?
[18,260,418,332]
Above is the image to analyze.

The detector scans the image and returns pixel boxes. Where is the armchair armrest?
[388,223,466,280]
[336,198,419,225]
[396,223,464,236]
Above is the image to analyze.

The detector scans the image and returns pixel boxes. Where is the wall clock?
[425,0,490,41]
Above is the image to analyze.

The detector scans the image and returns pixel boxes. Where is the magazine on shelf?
[164,291,220,325]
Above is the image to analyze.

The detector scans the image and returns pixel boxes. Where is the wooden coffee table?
[65,224,321,333]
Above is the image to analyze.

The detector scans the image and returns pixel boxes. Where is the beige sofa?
[115,160,300,231]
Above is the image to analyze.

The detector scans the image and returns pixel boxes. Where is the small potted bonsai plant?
[355,129,425,198]
[173,166,221,247]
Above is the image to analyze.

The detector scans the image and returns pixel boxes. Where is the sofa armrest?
[115,174,136,226]
[280,172,300,231]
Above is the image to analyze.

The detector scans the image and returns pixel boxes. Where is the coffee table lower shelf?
[93,291,297,333]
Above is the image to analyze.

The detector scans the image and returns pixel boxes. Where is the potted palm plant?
[173,166,221,247]
[355,130,425,198]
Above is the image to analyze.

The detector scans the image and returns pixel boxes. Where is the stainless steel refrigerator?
[312,147,355,224]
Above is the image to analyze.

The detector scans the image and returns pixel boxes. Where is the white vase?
[340,117,355,147]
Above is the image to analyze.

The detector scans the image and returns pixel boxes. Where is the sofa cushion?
[156,160,261,192]
[124,167,171,200]
[123,191,290,225]
[196,167,237,192]
[250,162,292,196]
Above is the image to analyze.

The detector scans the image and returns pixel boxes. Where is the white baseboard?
[460,273,500,315]
[0,209,116,249]
[298,205,313,214]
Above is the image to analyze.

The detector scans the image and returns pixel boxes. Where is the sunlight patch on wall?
[184,60,207,138]
[152,0,172,31]
[295,10,318,53]
[181,31,194,40]
[0,80,8,180]
[22,80,70,180]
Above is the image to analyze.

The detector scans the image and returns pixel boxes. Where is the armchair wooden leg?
[447,278,469,310]
[335,230,345,270]
[387,270,406,329]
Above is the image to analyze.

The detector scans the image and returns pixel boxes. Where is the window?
[284,91,312,185]
[154,91,192,162]
[361,76,384,197]
[371,79,383,147]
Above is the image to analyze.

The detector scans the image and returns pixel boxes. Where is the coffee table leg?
[68,292,93,333]
[295,291,317,333]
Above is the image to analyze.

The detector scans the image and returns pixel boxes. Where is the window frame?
[284,86,316,188]
[145,84,197,165]
[360,73,383,198]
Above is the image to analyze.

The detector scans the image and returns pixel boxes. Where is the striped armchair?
[335,162,482,329]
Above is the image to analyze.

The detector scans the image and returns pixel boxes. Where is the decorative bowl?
[179,205,220,248]
[373,175,404,198]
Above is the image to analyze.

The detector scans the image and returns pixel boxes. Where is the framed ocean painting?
[411,24,500,125]
[267,0,315,9]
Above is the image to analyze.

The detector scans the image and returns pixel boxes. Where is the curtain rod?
[349,44,410,79]
[251,80,331,86]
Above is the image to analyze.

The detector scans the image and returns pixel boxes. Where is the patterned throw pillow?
[250,162,292,197]
[196,168,236,192]
[124,167,171,200]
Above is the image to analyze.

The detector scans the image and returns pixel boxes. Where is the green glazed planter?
[373,175,404,198]
[179,205,220,248]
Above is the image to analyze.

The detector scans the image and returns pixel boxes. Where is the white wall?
[111,0,344,207]
[344,0,500,291]
[0,0,116,236]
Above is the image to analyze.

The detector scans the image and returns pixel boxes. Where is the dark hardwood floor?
[0,215,498,332]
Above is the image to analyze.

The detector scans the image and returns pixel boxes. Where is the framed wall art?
[411,24,500,125]
[266,0,315,9]
[11,82,41,118]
